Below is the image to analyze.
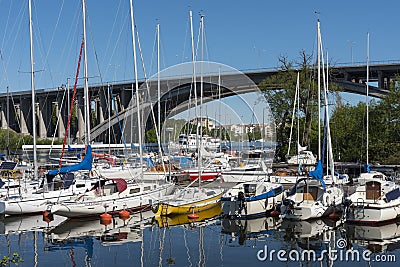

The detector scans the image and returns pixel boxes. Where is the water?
[0,211,399,266]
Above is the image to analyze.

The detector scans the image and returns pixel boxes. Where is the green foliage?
[330,103,366,162]
[145,128,157,143]
[259,52,320,162]
[329,74,400,164]
[0,129,63,150]
[0,253,24,266]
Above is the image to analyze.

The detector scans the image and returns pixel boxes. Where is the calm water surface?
[0,210,399,266]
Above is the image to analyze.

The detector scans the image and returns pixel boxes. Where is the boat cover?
[48,145,93,175]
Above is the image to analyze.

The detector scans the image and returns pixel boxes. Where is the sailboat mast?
[82,0,90,144]
[6,86,9,156]
[366,32,370,166]
[129,0,143,175]
[287,73,298,157]
[28,0,37,178]
[157,23,161,147]
[317,19,321,161]
[296,72,300,159]
[199,14,205,187]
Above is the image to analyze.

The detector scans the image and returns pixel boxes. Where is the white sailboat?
[49,0,175,219]
[221,180,284,218]
[280,19,345,220]
[269,72,312,185]
[344,33,400,224]
[0,0,96,216]
[152,12,225,217]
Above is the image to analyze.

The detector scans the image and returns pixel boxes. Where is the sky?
[0,0,399,103]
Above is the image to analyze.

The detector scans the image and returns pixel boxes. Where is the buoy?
[119,209,130,220]
[42,210,54,223]
[188,212,199,220]
[270,210,280,217]
[100,212,112,226]
[329,211,340,220]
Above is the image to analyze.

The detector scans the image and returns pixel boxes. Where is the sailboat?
[152,11,225,217]
[221,180,284,218]
[0,0,96,216]
[344,33,400,225]
[48,0,175,219]
[269,72,314,185]
[280,19,345,220]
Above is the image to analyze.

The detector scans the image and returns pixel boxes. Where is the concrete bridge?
[0,61,398,144]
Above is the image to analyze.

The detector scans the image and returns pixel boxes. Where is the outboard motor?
[237,191,247,215]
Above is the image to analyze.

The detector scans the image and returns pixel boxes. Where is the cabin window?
[144,186,151,191]
[6,185,19,189]
[303,186,318,201]
[206,191,215,196]
[386,188,400,202]
[76,184,86,188]
[244,184,256,197]
[130,188,140,194]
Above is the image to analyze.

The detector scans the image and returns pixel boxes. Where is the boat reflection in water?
[221,216,282,246]
[345,221,400,253]
[153,202,222,228]
[0,214,67,235]
[45,210,154,246]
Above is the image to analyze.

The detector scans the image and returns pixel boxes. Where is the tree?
[259,51,319,162]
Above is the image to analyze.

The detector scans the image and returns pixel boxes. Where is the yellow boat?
[153,202,222,228]
[152,187,224,216]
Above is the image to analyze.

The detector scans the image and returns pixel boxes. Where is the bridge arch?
[91,61,276,151]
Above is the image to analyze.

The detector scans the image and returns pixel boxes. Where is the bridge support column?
[76,94,85,143]
[95,98,104,125]
[36,103,47,138]
[0,105,7,130]
[53,102,65,139]
[15,104,29,135]
[377,71,386,89]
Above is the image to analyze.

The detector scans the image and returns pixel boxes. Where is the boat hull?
[153,191,223,216]
[346,202,400,225]
[153,203,222,227]
[51,183,175,218]
[221,191,283,218]
[281,202,337,220]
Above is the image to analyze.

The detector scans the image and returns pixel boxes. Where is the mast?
[287,72,299,158]
[296,72,300,162]
[28,0,37,178]
[6,86,9,156]
[157,23,161,148]
[317,19,321,161]
[218,67,222,151]
[82,0,90,145]
[189,10,200,185]
[107,83,111,155]
[129,0,143,176]
[199,14,205,187]
[366,32,370,166]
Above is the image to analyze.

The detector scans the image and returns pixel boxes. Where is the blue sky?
[0,0,399,96]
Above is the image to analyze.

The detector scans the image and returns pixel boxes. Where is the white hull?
[222,172,269,183]
[51,182,174,218]
[345,176,400,224]
[280,179,343,220]
[281,202,336,220]
[0,179,94,216]
[345,200,400,224]
[222,181,284,218]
